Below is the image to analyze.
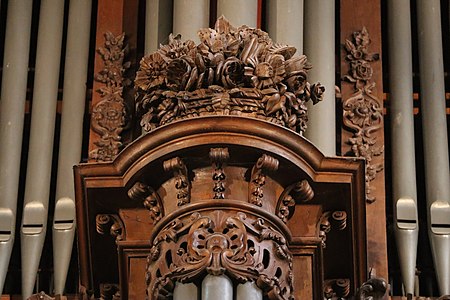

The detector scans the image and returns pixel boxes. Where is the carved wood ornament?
[89,32,130,162]
[342,27,384,203]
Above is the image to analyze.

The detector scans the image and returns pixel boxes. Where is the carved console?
[75,18,368,299]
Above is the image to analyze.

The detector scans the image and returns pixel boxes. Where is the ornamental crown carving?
[135,17,324,134]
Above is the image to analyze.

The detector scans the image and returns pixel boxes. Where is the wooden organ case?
[74,18,383,300]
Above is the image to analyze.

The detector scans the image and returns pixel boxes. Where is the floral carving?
[249,154,279,206]
[146,211,293,300]
[128,182,164,223]
[89,32,130,161]
[163,157,191,206]
[209,148,229,199]
[135,17,323,134]
[342,27,384,203]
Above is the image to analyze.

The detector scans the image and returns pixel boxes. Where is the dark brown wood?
[340,0,388,281]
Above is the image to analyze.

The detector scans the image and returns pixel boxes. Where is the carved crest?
[135,17,324,134]
[342,27,384,203]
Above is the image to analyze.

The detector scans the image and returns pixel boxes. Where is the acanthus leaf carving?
[163,157,191,206]
[89,32,130,162]
[342,27,384,203]
[146,211,293,300]
[128,181,164,224]
[249,154,279,206]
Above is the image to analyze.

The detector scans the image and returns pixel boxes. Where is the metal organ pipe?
[266,0,304,55]
[0,0,33,294]
[217,0,258,28]
[145,0,173,55]
[236,281,263,300]
[173,0,209,43]
[201,274,233,300]
[303,0,336,156]
[52,0,92,295]
[416,0,450,295]
[173,282,198,300]
[20,0,65,297]
[387,0,419,295]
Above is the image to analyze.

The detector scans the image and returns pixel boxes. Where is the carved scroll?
[135,17,324,135]
[128,181,163,223]
[146,211,293,300]
[342,27,384,203]
[324,278,351,299]
[318,211,347,248]
[355,278,388,300]
[163,157,191,206]
[95,214,124,242]
[249,154,279,206]
[276,179,314,222]
[89,32,130,162]
[209,148,229,199]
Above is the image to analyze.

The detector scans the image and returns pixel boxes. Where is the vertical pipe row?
[387,0,419,295]
[303,0,336,156]
[52,0,92,295]
[0,0,33,294]
[145,0,173,55]
[266,0,304,55]
[173,0,209,43]
[416,0,450,295]
[20,0,65,297]
[217,0,258,28]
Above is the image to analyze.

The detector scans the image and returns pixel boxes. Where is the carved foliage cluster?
[146,211,293,300]
[135,17,324,134]
[342,27,384,203]
[90,32,130,162]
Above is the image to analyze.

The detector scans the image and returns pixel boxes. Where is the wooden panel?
[293,255,314,299]
[340,0,388,280]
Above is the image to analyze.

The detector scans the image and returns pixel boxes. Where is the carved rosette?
[135,17,324,135]
[89,32,130,162]
[146,210,293,300]
[342,27,384,203]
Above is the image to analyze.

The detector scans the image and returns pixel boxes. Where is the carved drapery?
[89,32,130,162]
[134,17,324,135]
[342,27,384,203]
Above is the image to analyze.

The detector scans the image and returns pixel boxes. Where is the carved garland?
[135,17,324,135]
[209,148,230,199]
[342,27,384,203]
[89,32,130,162]
[146,211,293,300]
[249,154,279,206]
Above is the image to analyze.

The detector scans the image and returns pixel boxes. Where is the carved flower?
[218,57,244,88]
[198,17,240,58]
[135,52,167,91]
[244,54,285,89]
[158,34,197,62]
[351,60,373,81]
[309,83,325,104]
[166,57,198,91]
[344,96,382,128]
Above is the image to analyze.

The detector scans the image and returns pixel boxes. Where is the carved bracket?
[209,148,230,199]
[89,32,131,162]
[147,211,293,300]
[276,179,314,222]
[128,181,164,223]
[99,283,120,300]
[355,278,388,300]
[95,214,124,242]
[249,154,279,206]
[163,157,191,206]
[318,211,347,248]
[342,27,384,203]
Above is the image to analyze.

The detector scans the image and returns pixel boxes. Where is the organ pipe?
[173,0,209,43]
[20,0,64,297]
[52,0,92,295]
[145,0,173,54]
[416,0,450,295]
[201,275,233,300]
[217,0,258,28]
[0,0,33,294]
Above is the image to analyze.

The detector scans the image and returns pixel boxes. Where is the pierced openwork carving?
[89,32,130,162]
[163,157,191,206]
[355,278,388,299]
[146,210,293,300]
[249,154,279,206]
[318,211,347,248]
[128,181,164,223]
[324,278,351,299]
[277,179,314,222]
[135,17,323,134]
[342,27,384,203]
[209,148,230,199]
[95,214,124,242]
